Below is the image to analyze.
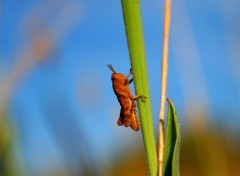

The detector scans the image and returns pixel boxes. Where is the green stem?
[121,0,157,175]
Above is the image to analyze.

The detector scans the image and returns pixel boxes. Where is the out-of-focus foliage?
[0,110,24,176]
[180,128,240,176]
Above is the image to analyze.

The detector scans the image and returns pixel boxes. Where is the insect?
[107,64,146,131]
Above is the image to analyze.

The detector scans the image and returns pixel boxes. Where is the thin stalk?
[158,0,171,175]
[121,0,157,175]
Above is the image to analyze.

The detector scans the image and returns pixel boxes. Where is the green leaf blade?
[163,99,180,176]
[121,0,157,175]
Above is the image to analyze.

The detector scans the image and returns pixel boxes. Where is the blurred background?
[1,0,240,175]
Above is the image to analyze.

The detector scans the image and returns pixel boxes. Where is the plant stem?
[121,0,157,175]
[158,0,171,175]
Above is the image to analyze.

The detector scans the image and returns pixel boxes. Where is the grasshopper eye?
[124,78,129,85]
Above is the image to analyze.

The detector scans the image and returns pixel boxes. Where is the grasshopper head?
[107,64,128,84]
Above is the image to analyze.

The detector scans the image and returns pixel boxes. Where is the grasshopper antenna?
[107,64,116,73]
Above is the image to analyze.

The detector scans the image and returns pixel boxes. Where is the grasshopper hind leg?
[117,109,124,126]
[117,116,131,127]
[117,117,123,126]
[130,115,140,131]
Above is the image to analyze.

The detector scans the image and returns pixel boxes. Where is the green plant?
[121,0,157,175]
[163,99,180,176]
[120,0,180,176]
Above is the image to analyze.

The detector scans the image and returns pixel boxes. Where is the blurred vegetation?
[180,127,240,176]
[2,114,240,176]
[0,110,24,176]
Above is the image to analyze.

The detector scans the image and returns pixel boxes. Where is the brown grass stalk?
[158,0,171,175]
